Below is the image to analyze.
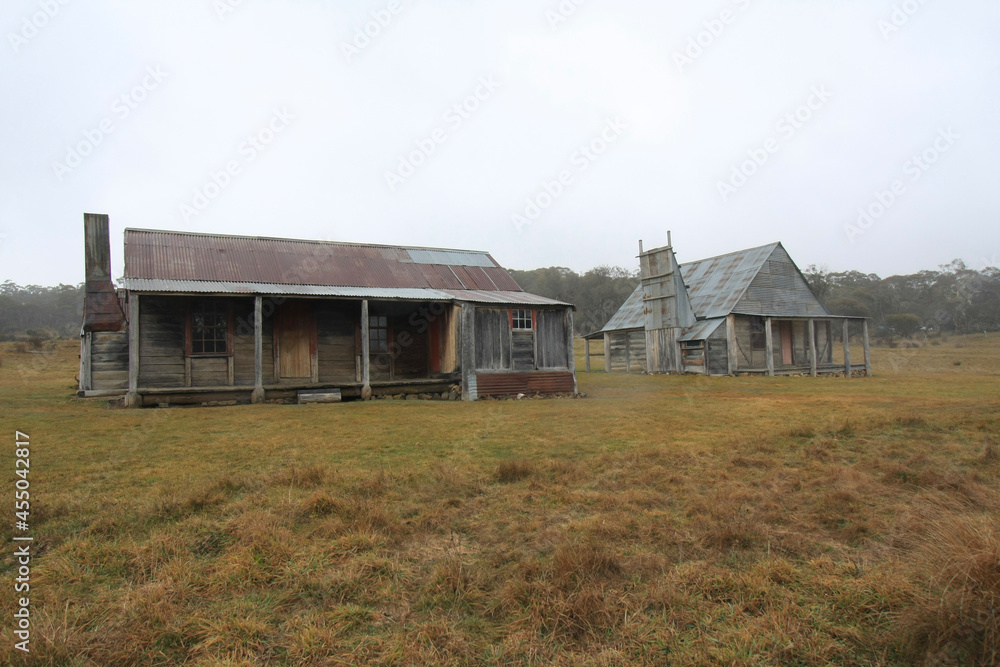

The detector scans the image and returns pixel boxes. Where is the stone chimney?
[82,213,126,332]
[638,231,696,373]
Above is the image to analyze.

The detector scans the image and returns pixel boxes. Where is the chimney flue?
[667,230,672,248]
[638,240,644,255]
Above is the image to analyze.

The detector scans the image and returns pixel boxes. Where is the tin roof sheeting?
[119,279,570,307]
[679,318,725,342]
[123,229,523,292]
[599,243,785,335]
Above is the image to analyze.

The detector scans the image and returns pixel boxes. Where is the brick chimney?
[638,232,696,373]
[82,213,126,332]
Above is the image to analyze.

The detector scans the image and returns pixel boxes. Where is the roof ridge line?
[123,227,492,256]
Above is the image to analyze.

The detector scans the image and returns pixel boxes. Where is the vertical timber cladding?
[705,326,729,375]
[536,309,569,369]
[475,308,512,370]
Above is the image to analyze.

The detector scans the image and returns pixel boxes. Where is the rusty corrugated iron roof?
[123,229,523,292]
[118,279,571,307]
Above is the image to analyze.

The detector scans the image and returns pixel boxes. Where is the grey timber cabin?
[584,237,872,377]
[78,214,577,407]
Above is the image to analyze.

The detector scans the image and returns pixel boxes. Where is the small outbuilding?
[78,214,577,406]
[585,237,871,377]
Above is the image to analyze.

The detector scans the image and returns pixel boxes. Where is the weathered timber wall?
[475,308,511,371]
[138,296,186,388]
[706,325,729,375]
[316,301,358,383]
[91,331,128,389]
[512,331,535,370]
[536,309,569,369]
[735,245,828,317]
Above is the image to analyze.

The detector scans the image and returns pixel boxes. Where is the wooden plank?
[584,338,591,372]
[726,315,737,374]
[461,303,477,401]
[253,296,264,403]
[80,332,92,391]
[127,295,140,407]
[566,308,577,393]
[843,319,851,379]
[764,317,774,377]
[604,332,611,373]
[361,299,371,399]
[863,320,872,377]
[808,319,817,377]
[298,389,342,404]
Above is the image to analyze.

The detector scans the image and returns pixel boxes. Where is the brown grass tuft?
[897,511,1000,665]
[493,458,534,483]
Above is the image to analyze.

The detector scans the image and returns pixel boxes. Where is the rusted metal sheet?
[124,229,522,292]
[476,372,575,397]
[118,279,570,307]
[680,318,725,342]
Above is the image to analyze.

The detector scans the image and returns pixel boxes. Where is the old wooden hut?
[78,214,577,406]
[584,238,871,377]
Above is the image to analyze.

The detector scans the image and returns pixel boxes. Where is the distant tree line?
[0,281,84,339]
[1,259,998,340]
[802,260,1000,336]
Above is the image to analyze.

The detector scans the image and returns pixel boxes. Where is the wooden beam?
[843,319,852,379]
[625,331,631,374]
[252,296,264,404]
[79,332,92,391]
[726,314,738,375]
[460,303,477,401]
[126,294,140,407]
[863,319,872,377]
[604,332,611,373]
[808,319,817,378]
[566,308,578,394]
[764,317,774,377]
[584,337,591,372]
[361,300,372,400]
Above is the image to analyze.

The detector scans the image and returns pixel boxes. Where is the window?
[512,309,533,330]
[369,315,389,353]
[750,316,766,351]
[189,301,230,355]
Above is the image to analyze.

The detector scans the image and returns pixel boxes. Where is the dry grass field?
[1,335,998,665]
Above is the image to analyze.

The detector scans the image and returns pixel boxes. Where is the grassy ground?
[1,335,998,665]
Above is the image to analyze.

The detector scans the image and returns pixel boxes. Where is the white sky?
[1,0,998,286]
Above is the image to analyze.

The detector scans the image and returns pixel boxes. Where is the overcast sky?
[1,0,998,286]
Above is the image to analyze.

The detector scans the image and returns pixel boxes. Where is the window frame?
[186,299,234,357]
[368,314,390,354]
[510,308,535,331]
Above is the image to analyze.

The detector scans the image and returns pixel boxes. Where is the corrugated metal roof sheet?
[680,317,725,341]
[123,229,523,292]
[120,278,570,306]
[599,243,782,334]
[682,243,779,319]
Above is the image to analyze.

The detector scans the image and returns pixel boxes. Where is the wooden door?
[780,322,794,366]
[277,302,314,380]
